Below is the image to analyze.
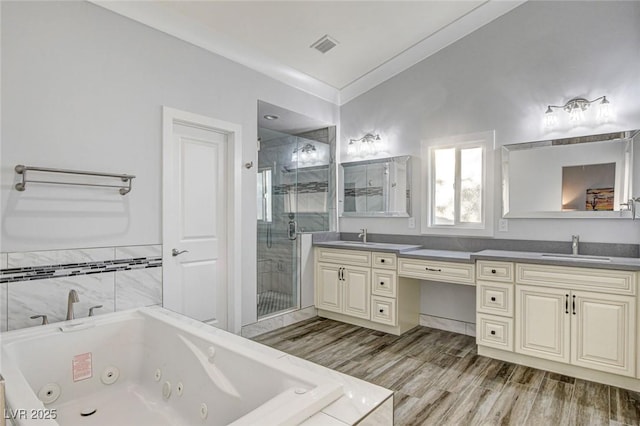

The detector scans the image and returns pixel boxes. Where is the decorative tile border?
[0,256,161,284]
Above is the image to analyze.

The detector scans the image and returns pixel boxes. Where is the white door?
[515,285,569,363]
[571,291,635,377]
[163,119,228,328]
[315,262,342,313]
[343,265,371,319]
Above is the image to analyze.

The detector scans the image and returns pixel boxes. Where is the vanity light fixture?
[347,133,381,156]
[291,143,317,163]
[544,96,611,128]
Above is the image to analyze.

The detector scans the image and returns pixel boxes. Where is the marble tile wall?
[0,244,162,332]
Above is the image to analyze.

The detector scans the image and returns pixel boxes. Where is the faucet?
[571,235,579,255]
[358,228,368,244]
[66,289,79,320]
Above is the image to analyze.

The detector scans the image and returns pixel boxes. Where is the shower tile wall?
[0,244,162,332]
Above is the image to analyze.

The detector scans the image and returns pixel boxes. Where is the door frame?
[162,106,243,333]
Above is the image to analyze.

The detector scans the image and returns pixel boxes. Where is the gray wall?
[1,1,339,326]
[340,1,640,243]
[339,1,640,324]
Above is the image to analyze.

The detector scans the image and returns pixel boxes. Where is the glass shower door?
[256,131,300,318]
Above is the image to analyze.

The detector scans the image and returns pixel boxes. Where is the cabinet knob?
[380,282,385,286]
[491,269,497,274]
[379,309,384,313]
[381,259,385,263]
[490,296,496,302]
[490,330,496,335]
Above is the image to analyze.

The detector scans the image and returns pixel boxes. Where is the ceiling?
[93,1,525,104]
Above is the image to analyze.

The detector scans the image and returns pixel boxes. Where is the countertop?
[314,241,640,271]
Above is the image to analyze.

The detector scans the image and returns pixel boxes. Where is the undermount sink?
[338,241,385,246]
[540,253,611,262]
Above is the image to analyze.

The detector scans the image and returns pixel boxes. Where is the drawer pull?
[381,259,386,263]
[425,267,442,272]
[491,269,497,274]
[490,296,496,302]
[379,309,384,313]
[490,330,496,335]
[380,282,385,286]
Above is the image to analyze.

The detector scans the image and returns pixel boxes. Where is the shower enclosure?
[256,127,333,318]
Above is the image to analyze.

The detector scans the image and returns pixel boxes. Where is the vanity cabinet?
[315,258,371,319]
[476,261,515,351]
[516,284,636,377]
[315,247,419,335]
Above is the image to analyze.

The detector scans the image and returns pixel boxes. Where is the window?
[422,131,494,236]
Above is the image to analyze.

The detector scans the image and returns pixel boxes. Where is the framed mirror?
[339,155,411,217]
[502,130,639,218]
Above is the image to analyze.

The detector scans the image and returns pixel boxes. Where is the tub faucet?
[571,235,579,255]
[66,289,79,320]
[358,228,368,244]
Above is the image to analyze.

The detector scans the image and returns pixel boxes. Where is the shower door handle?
[288,220,297,240]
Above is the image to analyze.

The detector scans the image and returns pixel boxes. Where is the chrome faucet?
[571,235,579,255]
[358,228,368,244]
[66,289,79,320]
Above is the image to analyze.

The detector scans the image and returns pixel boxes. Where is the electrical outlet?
[498,219,508,232]
[408,217,416,229]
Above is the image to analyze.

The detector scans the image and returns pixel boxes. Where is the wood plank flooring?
[253,317,640,425]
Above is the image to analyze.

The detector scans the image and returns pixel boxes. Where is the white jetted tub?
[0,307,343,425]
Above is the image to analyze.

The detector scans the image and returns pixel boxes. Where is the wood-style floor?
[253,317,640,425]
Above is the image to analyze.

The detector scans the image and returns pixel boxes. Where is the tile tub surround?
[0,245,162,331]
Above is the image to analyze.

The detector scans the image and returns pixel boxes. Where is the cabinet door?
[343,265,371,319]
[515,285,570,363]
[571,291,636,377]
[315,262,342,313]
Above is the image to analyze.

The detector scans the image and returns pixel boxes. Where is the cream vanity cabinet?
[315,247,419,335]
[477,259,638,384]
[514,263,636,377]
[315,248,371,319]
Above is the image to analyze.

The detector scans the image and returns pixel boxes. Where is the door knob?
[172,248,189,257]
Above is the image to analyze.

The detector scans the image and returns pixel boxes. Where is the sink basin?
[540,253,611,262]
[337,241,386,246]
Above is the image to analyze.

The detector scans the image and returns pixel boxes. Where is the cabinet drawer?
[372,269,397,298]
[477,281,513,317]
[372,252,397,270]
[477,261,514,283]
[477,314,513,351]
[516,263,636,295]
[315,247,371,267]
[371,296,397,326]
[398,258,475,285]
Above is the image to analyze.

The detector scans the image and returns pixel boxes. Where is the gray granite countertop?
[313,241,640,271]
[313,240,421,253]
[472,249,640,271]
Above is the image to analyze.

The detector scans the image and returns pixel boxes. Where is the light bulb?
[544,106,557,129]
[569,105,584,122]
[598,97,611,121]
[347,141,357,155]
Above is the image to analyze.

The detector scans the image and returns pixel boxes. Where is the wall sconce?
[544,96,611,128]
[292,143,317,163]
[347,133,381,156]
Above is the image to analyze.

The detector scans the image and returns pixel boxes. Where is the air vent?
[310,35,339,54]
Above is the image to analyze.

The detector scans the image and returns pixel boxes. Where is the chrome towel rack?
[15,165,135,195]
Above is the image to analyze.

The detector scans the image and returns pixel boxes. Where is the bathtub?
[0,307,343,425]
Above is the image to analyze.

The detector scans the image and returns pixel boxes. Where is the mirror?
[340,156,411,217]
[502,130,639,218]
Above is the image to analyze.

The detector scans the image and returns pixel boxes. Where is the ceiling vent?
[310,35,339,54]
